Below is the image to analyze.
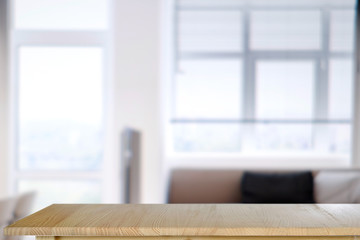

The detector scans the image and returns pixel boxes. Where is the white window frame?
[8,1,118,204]
[164,0,357,169]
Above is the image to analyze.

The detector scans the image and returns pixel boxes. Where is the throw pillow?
[241,171,314,203]
[314,171,360,203]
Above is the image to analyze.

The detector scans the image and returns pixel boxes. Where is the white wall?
[0,0,9,198]
[113,0,164,203]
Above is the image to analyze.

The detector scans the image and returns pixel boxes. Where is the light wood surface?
[4,204,360,237]
[37,237,359,240]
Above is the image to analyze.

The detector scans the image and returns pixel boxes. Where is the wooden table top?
[4,204,360,236]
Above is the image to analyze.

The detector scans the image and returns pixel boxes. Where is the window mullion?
[313,9,330,151]
[242,9,253,119]
[317,8,330,119]
[242,8,256,151]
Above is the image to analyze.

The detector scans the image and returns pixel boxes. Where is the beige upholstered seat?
[14,192,36,222]
[0,197,17,240]
[0,192,36,240]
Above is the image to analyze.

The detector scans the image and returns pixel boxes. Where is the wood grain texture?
[47,237,358,240]
[5,204,360,236]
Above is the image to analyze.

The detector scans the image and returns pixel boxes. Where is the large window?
[12,0,110,211]
[170,0,356,162]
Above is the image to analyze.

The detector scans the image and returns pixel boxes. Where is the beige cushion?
[168,169,243,203]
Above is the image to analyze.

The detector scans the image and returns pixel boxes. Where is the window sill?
[166,153,351,170]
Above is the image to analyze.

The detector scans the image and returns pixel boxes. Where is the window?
[11,0,110,211]
[18,47,103,171]
[170,0,356,162]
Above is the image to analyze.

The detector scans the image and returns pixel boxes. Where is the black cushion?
[241,171,314,203]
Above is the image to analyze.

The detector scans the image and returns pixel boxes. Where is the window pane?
[18,47,103,170]
[250,11,321,50]
[328,59,354,119]
[330,10,356,51]
[15,0,108,30]
[313,124,351,154]
[175,59,242,118]
[179,10,243,52]
[173,123,351,154]
[245,123,350,155]
[173,123,241,152]
[18,180,101,212]
[327,124,352,154]
[251,124,313,152]
[256,60,315,119]
[173,0,355,157]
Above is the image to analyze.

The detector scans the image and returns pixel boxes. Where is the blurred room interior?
[0,0,360,238]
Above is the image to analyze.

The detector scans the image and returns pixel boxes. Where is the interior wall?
[113,0,163,203]
[0,0,9,198]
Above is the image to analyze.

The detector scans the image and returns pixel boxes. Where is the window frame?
[8,1,117,207]
[166,0,357,168]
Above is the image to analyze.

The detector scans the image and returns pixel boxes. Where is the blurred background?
[0,0,359,235]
